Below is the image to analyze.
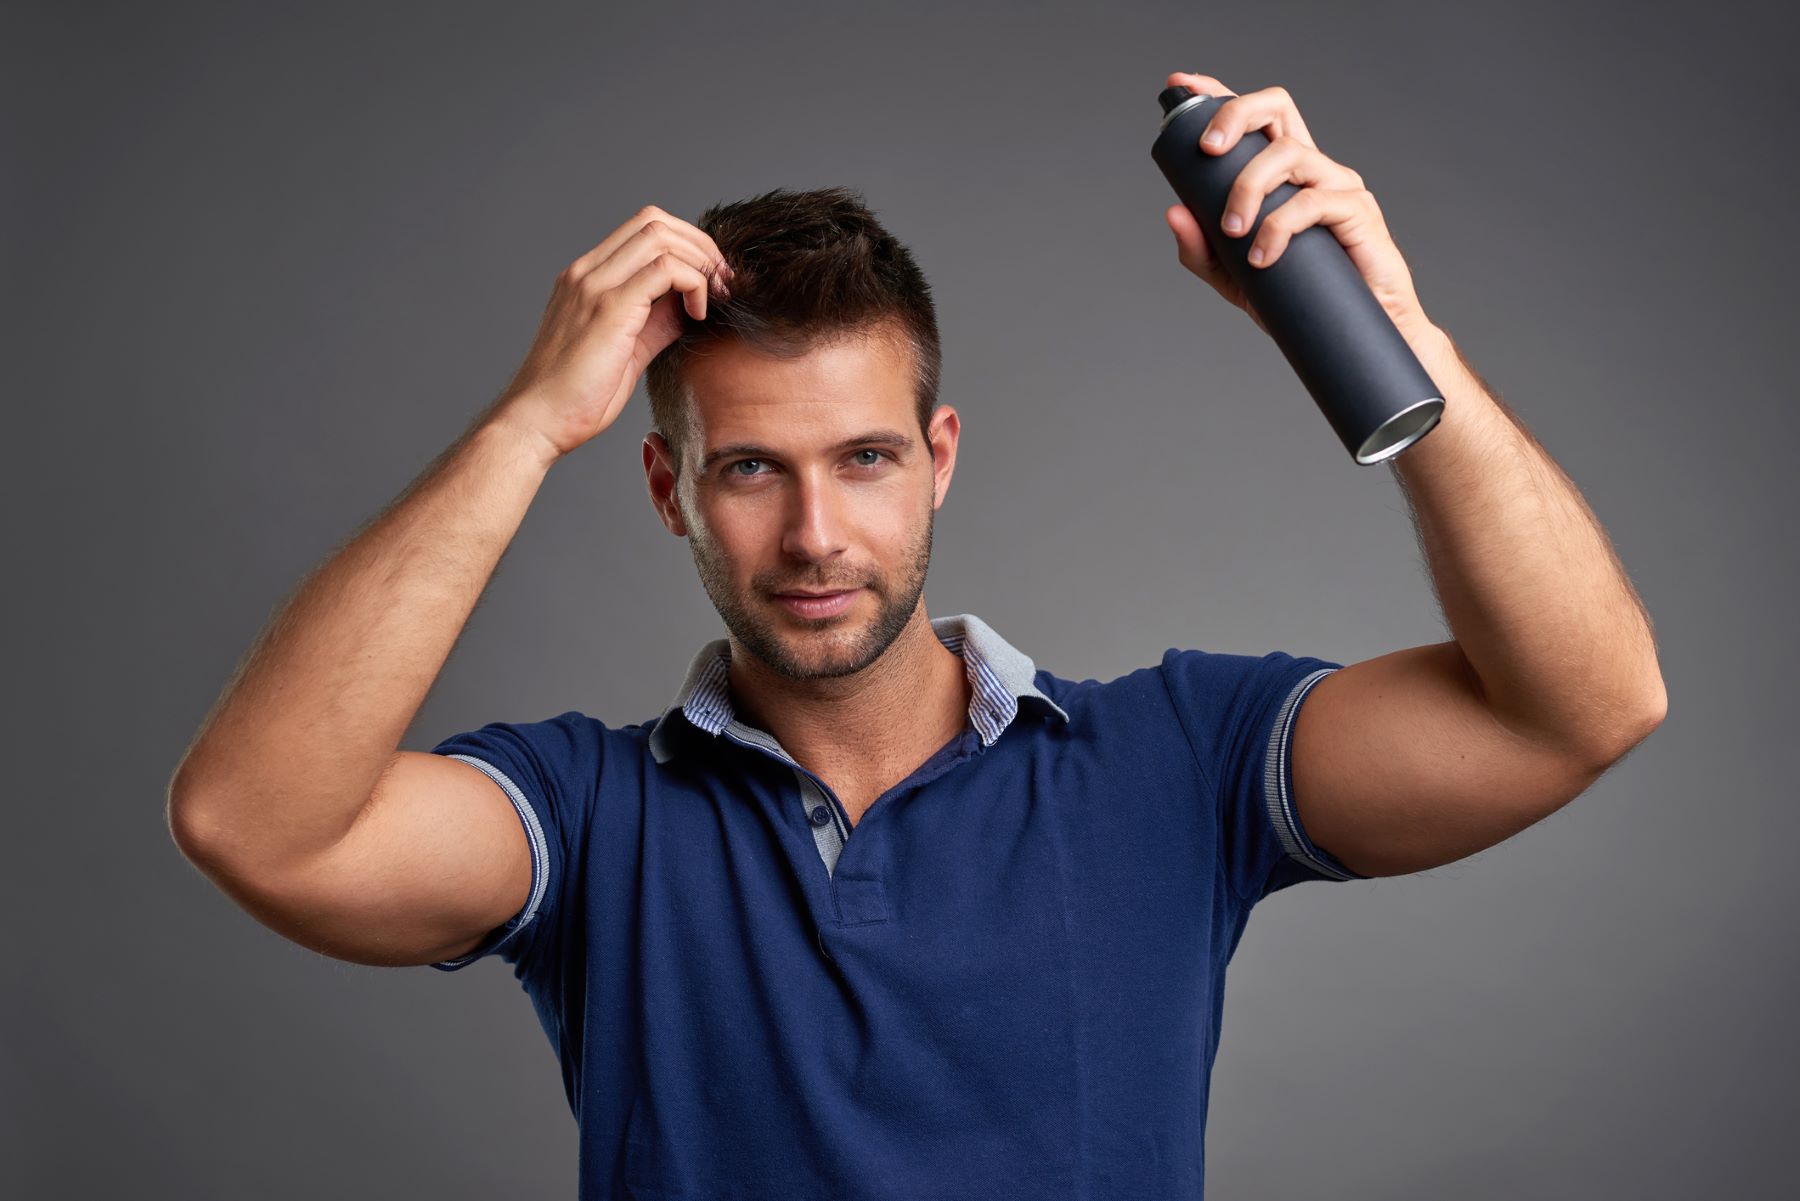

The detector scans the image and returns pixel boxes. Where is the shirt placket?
[715,718,853,877]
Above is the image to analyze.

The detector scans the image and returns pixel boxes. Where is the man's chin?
[759,607,884,675]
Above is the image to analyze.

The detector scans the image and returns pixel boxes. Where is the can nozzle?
[1157,85,1198,114]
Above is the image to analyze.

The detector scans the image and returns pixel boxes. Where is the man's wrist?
[482,395,565,474]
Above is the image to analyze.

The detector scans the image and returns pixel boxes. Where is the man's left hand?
[1164,71,1434,347]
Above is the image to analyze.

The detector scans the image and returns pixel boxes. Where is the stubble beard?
[687,498,935,682]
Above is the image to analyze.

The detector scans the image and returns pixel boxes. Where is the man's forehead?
[686,331,910,397]
[684,336,916,447]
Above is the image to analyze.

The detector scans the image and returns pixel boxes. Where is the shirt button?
[808,805,831,827]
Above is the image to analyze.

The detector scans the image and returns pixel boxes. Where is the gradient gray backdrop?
[8,1,1796,1197]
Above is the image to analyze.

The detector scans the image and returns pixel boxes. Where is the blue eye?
[723,450,889,479]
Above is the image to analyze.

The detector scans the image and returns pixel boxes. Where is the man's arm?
[1292,325,1668,879]
[166,207,732,963]
[1156,71,1666,880]
[164,406,563,960]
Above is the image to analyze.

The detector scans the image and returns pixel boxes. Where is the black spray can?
[1150,84,1444,465]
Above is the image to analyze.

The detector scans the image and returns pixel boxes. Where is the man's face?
[645,328,959,682]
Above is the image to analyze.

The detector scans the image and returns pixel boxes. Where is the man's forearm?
[166,400,561,873]
[1390,324,1667,762]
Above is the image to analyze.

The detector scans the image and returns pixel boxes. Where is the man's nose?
[780,469,851,563]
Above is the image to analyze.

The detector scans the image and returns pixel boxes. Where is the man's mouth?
[772,588,862,617]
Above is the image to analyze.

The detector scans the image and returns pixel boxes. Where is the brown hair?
[644,185,942,476]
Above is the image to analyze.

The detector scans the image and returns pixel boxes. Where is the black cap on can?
[1157,84,1198,114]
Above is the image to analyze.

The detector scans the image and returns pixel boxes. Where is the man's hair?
[644,185,942,477]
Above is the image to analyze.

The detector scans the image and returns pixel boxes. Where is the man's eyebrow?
[697,429,917,474]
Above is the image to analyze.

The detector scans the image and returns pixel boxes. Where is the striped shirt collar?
[647,612,1070,765]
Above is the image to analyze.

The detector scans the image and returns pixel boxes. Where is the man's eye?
[725,451,888,478]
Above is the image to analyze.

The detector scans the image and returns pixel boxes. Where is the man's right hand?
[496,205,733,463]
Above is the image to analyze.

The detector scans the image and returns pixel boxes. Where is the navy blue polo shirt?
[427,612,1367,1199]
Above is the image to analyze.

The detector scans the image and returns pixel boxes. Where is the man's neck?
[725,608,971,779]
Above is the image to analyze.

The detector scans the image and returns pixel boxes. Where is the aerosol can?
[1151,84,1444,464]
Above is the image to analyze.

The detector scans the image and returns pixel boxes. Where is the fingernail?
[1223,213,1244,234]
[1202,129,1225,149]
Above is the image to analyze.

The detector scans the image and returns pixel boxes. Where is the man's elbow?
[1583,676,1669,771]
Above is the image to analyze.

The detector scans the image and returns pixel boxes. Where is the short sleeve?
[1159,648,1368,907]
[423,709,599,977]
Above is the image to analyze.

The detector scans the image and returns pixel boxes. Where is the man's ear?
[926,404,961,511]
[643,431,689,537]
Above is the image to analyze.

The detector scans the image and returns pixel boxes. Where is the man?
[167,70,1666,1200]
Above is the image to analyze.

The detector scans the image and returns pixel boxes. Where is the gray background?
[7,0,1795,1196]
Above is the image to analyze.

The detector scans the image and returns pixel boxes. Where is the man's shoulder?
[434,708,664,771]
[1032,656,1171,706]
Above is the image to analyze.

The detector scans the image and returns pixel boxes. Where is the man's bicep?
[1290,641,1605,879]
[220,750,539,968]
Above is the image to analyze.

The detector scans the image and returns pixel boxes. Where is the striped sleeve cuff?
[430,753,552,971]
[1262,667,1367,882]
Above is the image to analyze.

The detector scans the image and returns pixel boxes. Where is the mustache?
[759,572,871,590]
